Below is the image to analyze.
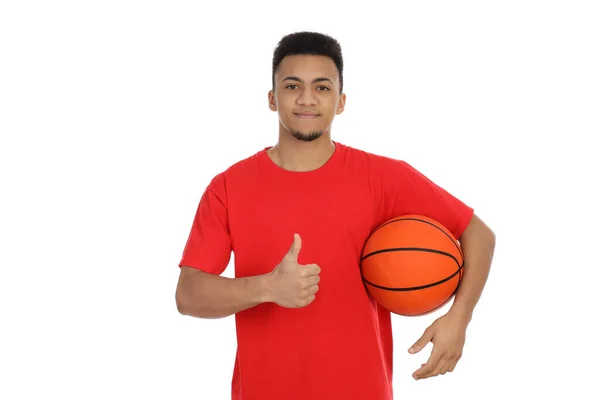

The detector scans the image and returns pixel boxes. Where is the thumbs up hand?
[267,233,321,308]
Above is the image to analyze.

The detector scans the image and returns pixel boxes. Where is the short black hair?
[272,31,344,93]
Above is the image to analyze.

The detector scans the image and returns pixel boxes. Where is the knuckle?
[298,294,316,307]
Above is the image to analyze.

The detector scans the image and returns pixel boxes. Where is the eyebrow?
[282,76,334,85]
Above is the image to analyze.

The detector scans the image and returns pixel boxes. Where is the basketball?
[360,214,464,316]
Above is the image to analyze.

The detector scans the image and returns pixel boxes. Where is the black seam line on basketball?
[362,265,463,292]
[371,217,463,259]
[373,217,463,258]
[361,247,461,267]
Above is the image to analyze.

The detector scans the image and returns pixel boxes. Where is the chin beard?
[291,129,323,142]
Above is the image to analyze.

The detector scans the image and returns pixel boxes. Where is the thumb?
[408,328,433,354]
[286,233,302,261]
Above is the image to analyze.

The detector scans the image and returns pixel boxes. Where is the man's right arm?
[176,266,273,319]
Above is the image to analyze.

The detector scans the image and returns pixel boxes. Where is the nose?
[295,86,318,106]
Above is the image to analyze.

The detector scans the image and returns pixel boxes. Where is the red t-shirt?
[178,141,474,400]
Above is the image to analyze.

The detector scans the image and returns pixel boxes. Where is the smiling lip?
[294,113,320,119]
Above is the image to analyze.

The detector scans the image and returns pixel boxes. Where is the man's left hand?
[408,311,470,380]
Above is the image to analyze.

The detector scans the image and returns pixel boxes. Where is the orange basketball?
[360,214,464,316]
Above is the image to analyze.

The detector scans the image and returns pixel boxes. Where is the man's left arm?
[409,213,496,380]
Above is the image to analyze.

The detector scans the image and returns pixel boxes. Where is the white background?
[1,1,599,399]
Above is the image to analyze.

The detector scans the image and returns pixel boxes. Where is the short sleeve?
[376,158,474,240]
[178,173,232,275]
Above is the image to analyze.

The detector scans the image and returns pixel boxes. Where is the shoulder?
[339,144,435,194]
[225,148,264,174]
[339,142,410,174]
[205,147,265,192]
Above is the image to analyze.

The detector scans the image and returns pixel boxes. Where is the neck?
[268,130,335,172]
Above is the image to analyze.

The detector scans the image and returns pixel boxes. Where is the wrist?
[447,305,473,324]
[257,272,275,303]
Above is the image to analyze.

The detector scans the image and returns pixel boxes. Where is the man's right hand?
[267,233,321,308]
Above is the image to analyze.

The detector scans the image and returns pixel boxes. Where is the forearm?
[178,270,273,319]
[449,215,496,321]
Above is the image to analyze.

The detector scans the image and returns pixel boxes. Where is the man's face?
[269,55,345,141]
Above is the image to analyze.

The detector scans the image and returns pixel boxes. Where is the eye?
[317,86,331,91]
[285,84,299,89]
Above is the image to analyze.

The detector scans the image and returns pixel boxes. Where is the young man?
[176,31,496,400]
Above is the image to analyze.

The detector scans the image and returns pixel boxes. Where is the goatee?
[291,129,323,142]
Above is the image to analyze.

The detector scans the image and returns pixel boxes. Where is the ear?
[268,90,277,111]
[335,93,346,115]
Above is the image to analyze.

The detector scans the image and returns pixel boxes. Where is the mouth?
[294,113,321,119]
